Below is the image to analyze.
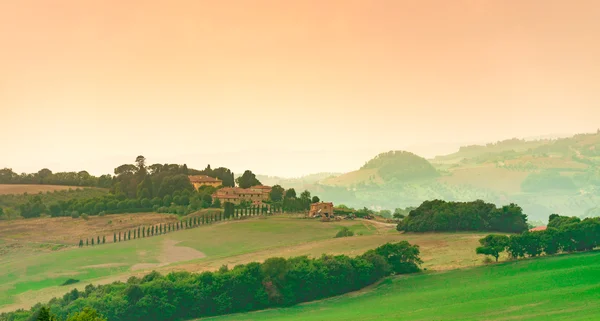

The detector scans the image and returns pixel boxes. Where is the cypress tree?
[119,232,121,242]
[91,238,94,246]
[86,238,89,246]
[102,236,106,244]
[147,227,150,236]
[151,226,154,235]
[114,233,116,243]
[79,239,83,248]
[97,236,100,244]
[138,227,141,237]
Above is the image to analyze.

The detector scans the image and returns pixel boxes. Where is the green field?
[0,216,490,313]
[0,217,377,311]
[206,251,600,321]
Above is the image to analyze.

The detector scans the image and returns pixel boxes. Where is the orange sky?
[1,0,599,176]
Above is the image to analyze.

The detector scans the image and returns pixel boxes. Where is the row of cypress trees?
[77,205,277,247]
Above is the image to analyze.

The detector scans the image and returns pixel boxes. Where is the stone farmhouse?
[188,175,223,189]
[212,185,272,205]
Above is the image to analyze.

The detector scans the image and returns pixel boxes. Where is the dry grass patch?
[0,184,83,195]
[0,213,179,245]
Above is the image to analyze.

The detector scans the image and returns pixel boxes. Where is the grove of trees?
[397,200,529,233]
[0,242,422,321]
[476,215,600,262]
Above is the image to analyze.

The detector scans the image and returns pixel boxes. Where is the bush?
[81,213,89,221]
[61,278,79,286]
[71,211,80,219]
[335,226,354,238]
[99,211,106,217]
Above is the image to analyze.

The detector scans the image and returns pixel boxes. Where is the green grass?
[0,217,374,309]
[206,251,600,321]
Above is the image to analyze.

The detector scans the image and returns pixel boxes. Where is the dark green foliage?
[86,239,88,246]
[102,236,105,244]
[97,236,100,245]
[311,196,320,203]
[65,307,107,321]
[2,242,421,321]
[113,233,116,243]
[398,200,528,233]
[91,238,94,246]
[78,240,83,248]
[35,306,57,321]
[61,279,79,286]
[235,170,261,188]
[548,214,581,229]
[269,185,285,202]
[494,216,600,260]
[334,227,354,238]
[476,235,509,262]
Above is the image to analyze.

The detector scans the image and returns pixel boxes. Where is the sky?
[1,0,599,177]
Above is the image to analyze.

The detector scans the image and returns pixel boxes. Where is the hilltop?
[320,151,438,187]
[286,131,600,221]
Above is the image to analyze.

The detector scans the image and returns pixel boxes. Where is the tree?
[235,170,261,188]
[65,307,107,321]
[102,236,105,244]
[79,239,83,248]
[311,196,320,203]
[97,236,100,245]
[285,188,297,199]
[113,233,116,243]
[269,185,285,202]
[36,306,57,321]
[476,234,509,262]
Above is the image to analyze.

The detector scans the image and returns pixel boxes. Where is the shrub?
[99,211,106,217]
[71,211,80,219]
[81,213,89,221]
[335,226,354,238]
[61,278,79,286]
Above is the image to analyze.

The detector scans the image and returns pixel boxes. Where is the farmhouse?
[308,202,334,218]
[188,175,222,189]
[212,185,271,205]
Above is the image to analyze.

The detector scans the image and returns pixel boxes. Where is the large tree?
[269,185,285,202]
[235,170,261,188]
[476,234,509,262]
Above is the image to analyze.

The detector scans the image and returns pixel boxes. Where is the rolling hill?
[207,251,600,321]
[290,131,600,221]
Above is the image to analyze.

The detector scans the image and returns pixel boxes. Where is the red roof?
[529,226,547,232]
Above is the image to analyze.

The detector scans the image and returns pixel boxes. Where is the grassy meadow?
[206,251,600,321]
[0,215,489,313]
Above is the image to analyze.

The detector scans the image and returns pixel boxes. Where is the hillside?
[208,251,600,321]
[0,215,488,312]
[306,132,600,221]
[321,151,438,186]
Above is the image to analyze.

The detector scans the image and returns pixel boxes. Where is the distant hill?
[304,131,600,221]
[321,151,438,187]
[255,172,341,191]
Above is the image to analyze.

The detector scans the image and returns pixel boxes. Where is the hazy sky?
[1,0,599,177]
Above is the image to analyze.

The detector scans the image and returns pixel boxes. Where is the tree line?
[476,215,600,262]
[76,204,281,247]
[0,168,112,188]
[0,241,423,321]
[397,200,529,233]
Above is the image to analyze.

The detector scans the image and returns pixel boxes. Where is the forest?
[397,199,529,233]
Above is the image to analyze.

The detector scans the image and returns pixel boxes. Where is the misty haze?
[1,1,599,321]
